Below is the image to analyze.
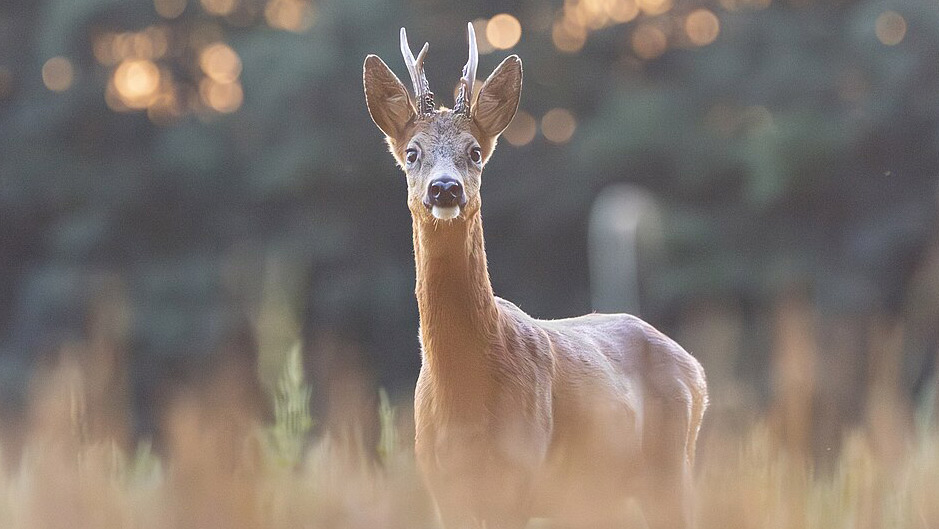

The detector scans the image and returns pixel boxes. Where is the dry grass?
[0,343,936,529]
[696,423,939,529]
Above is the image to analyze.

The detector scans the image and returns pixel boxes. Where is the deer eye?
[469,146,482,165]
[405,148,419,166]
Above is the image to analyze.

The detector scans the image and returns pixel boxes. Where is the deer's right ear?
[364,55,415,142]
[473,55,522,139]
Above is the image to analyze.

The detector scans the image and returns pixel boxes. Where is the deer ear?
[473,55,522,138]
[364,55,415,141]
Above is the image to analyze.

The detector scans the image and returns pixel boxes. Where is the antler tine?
[399,28,420,100]
[454,22,478,116]
[415,42,429,75]
[400,27,434,115]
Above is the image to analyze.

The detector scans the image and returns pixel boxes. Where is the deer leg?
[431,471,532,529]
[639,462,693,529]
[436,502,529,529]
[637,396,695,529]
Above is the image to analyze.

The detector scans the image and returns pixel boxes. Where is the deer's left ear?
[364,54,415,142]
[473,55,522,138]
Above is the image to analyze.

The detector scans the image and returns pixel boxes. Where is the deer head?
[364,23,522,222]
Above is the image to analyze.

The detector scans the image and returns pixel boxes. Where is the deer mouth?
[425,177,466,220]
[430,205,461,221]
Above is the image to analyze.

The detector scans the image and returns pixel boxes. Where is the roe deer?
[363,23,708,529]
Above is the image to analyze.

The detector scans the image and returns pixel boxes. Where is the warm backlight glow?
[42,57,74,92]
[542,108,577,144]
[607,0,640,23]
[631,24,668,59]
[473,18,496,54]
[265,0,314,32]
[553,17,588,53]
[154,0,186,18]
[94,28,169,66]
[486,14,522,50]
[551,0,649,53]
[200,42,242,83]
[200,78,244,113]
[875,11,906,46]
[564,0,639,32]
[685,9,720,46]
[575,0,610,30]
[636,0,673,16]
[503,110,537,147]
[93,33,117,65]
[113,60,161,108]
[201,0,236,16]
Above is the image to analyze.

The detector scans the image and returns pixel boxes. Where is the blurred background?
[1,0,939,485]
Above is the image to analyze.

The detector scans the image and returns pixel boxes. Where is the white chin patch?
[431,205,461,220]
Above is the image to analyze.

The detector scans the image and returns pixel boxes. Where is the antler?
[400,27,435,116]
[453,22,478,116]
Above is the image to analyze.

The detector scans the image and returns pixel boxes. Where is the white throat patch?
[431,205,460,220]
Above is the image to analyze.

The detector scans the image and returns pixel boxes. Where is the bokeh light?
[91,13,261,118]
[200,78,244,113]
[553,17,588,53]
[201,0,236,16]
[636,0,673,16]
[265,0,314,32]
[503,110,537,147]
[93,33,117,65]
[472,18,497,55]
[607,0,640,23]
[562,0,640,35]
[631,24,668,59]
[154,0,187,19]
[574,0,610,30]
[42,56,74,92]
[113,59,161,109]
[685,9,721,46]
[875,11,906,46]
[486,14,522,50]
[542,108,577,144]
[200,42,242,83]
[94,28,169,66]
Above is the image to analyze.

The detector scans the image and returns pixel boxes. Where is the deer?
[363,23,708,529]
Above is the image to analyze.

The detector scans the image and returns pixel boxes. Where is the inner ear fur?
[473,55,522,139]
[363,55,416,142]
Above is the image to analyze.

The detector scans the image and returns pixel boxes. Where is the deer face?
[363,25,522,223]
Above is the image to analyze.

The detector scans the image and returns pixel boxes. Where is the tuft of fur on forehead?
[386,109,497,168]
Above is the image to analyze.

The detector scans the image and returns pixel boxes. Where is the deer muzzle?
[425,177,466,220]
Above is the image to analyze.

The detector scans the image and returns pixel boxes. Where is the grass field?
[0,343,936,529]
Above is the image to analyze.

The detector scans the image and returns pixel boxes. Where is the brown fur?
[364,47,707,529]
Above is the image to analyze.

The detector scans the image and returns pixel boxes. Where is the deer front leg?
[424,461,533,529]
[435,501,530,529]
[437,490,528,529]
[638,461,693,529]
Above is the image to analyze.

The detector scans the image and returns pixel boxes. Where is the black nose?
[428,178,465,207]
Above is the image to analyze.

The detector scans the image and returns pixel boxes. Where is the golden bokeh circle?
[487,14,522,50]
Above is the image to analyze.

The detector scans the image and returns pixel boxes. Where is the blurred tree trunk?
[865,318,911,470]
[769,294,816,460]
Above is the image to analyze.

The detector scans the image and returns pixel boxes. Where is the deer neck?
[413,210,501,393]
